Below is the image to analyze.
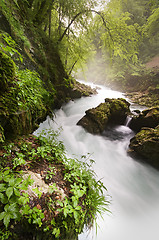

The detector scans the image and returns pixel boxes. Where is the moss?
[129,126,159,168]
[0,124,5,143]
[129,106,159,132]
[125,90,159,107]
[0,49,16,93]
[78,98,130,134]
[0,51,52,141]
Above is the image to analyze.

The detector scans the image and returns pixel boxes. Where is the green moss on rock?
[77,98,130,134]
[129,106,159,132]
[0,49,15,93]
[0,51,52,142]
[129,126,159,169]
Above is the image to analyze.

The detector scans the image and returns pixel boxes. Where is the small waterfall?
[125,116,132,127]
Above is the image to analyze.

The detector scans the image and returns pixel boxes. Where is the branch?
[58,12,83,43]
[58,9,112,43]
[68,59,79,75]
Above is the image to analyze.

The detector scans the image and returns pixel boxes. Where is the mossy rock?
[77,102,110,134]
[129,106,159,132]
[68,80,97,99]
[77,98,130,134]
[0,49,16,93]
[129,126,159,169]
[105,98,130,124]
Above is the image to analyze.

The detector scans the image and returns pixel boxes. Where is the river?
[34,81,159,240]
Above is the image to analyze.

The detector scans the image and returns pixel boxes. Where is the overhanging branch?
[58,9,112,43]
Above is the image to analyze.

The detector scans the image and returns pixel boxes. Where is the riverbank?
[125,87,159,107]
[0,44,106,239]
[0,131,108,239]
[124,63,159,107]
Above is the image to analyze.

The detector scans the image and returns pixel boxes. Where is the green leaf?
[3,176,10,183]
[32,187,42,197]
[73,198,78,208]
[3,170,10,176]
[9,177,15,187]
[57,200,63,207]
[52,228,60,238]
[76,206,82,210]
[73,210,79,220]
[6,187,13,199]
[51,218,55,226]
[3,214,11,228]
[21,204,30,215]
[63,220,68,229]
[14,178,22,186]
[12,211,19,220]
[0,212,6,221]
[14,188,20,197]
[0,184,6,192]
[0,192,4,199]
[8,203,18,213]
[0,193,7,204]
[63,208,69,218]
[4,204,9,212]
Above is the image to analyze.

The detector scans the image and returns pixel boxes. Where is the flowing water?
[34,81,159,240]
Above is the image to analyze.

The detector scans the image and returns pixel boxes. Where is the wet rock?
[129,107,159,132]
[77,98,130,134]
[23,170,66,200]
[69,81,97,99]
[129,126,159,169]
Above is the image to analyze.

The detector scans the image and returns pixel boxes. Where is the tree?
[1,0,151,83]
[145,6,159,36]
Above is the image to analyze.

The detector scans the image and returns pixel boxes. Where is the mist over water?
[34,81,159,240]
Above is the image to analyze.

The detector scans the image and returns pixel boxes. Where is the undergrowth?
[0,33,55,141]
[16,68,55,114]
[0,130,109,240]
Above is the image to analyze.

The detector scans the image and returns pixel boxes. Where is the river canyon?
[34,81,159,240]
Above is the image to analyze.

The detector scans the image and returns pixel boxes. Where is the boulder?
[129,107,159,132]
[77,98,130,134]
[69,80,97,99]
[129,126,159,169]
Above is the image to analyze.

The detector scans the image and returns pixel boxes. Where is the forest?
[0,0,159,239]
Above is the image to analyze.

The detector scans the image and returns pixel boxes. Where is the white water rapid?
[34,81,159,240]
